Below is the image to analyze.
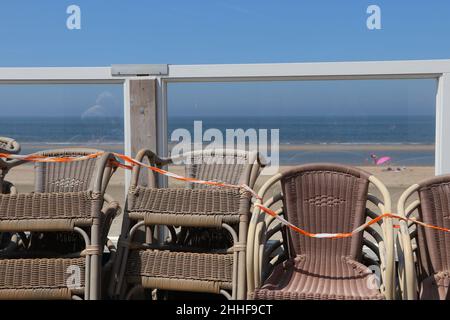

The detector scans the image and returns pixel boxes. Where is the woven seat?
[252,255,384,300]
[0,257,85,299]
[125,249,233,293]
[0,191,99,232]
[127,187,246,227]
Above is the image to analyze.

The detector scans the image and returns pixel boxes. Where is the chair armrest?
[103,193,121,215]
[396,184,420,300]
[366,175,396,300]
[91,152,117,194]
[135,149,169,166]
[100,194,121,247]
[365,202,395,300]
[131,149,172,188]
[247,173,284,293]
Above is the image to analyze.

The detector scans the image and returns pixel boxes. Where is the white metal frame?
[159,59,450,175]
[0,68,155,187]
[1,59,450,175]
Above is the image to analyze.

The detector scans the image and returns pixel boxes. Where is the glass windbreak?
[168,79,436,203]
[0,85,124,154]
[0,84,125,234]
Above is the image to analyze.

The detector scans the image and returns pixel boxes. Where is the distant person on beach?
[370,154,406,172]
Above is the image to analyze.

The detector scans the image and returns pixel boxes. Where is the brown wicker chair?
[0,148,120,300]
[0,137,21,195]
[397,175,450,300]
[110,148,264,300]
[247,164,395,300]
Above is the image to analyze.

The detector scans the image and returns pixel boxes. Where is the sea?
[0,115,436,166]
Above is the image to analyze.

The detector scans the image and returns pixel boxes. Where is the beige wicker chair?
[0,148,120,300]
[28,149,119,254]
[397,175,450,300]
[110,149,264,300]
[247,164,396,300]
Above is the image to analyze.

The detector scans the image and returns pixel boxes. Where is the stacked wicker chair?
[0,148,120,300]
[247,164,396,300]
[110,149,264,300]
[397,175,450,300]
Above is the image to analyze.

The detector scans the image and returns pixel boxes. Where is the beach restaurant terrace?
[1,59,450,300]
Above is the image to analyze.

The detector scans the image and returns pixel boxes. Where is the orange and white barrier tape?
[255,204,419,239]
[112,153,262,200]
[0,152,103,163]
[1,151,449,239]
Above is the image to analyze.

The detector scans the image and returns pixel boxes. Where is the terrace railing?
[1,59,450,176]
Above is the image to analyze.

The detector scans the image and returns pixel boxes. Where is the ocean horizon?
[0,115,436,166]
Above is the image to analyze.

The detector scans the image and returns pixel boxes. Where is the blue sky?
[0,1,447,116]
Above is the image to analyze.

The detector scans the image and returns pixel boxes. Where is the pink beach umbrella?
[370,154,392,166]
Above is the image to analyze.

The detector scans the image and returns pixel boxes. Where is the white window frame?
[159,60,450,175]
[1,59,450,175]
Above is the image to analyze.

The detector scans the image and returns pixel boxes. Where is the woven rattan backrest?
[182,149,252,189]
[34,148,101,193]
[280,164,370,259]
[417,175,450,276]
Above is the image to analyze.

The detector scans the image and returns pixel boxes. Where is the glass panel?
[0,84,125,234]
[168,79,436,204]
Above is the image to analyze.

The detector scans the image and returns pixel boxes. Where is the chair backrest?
[178,149,257,189]
[416,175,450,276]
[34,148,103,193]
[280,164,371,260]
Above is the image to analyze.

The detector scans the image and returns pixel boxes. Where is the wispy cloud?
[82,91,120,119]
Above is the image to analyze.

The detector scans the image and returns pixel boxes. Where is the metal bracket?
[111,64,168,77]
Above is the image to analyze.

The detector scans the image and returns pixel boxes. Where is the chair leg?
[116,221,145,299]
[74,227,92,300]
[89,221,101,300]
[108,212,133,298]
[220,290,232,300]
[237,218,248,300]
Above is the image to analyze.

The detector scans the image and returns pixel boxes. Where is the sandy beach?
[278,144,435,152]
[5,160,435,237]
